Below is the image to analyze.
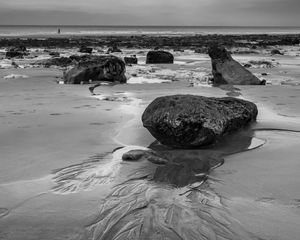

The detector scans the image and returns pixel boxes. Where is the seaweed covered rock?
[142,95,258,148]
[208,45,264,85]
[146,50,174,64]
[63,55,126,84]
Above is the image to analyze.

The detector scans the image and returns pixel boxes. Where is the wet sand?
[0,45,300,239]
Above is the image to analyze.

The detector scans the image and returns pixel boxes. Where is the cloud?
[0,0,298,26]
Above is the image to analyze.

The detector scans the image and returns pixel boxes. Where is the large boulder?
[208,45,264,85]
[142,95,258,148]
[146,51,174,64]
[63,55,126,84]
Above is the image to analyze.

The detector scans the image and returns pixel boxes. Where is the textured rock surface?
[146,50,174,64]
[63,55,126,84]
[208,45,264,85]
[142,95,258,148]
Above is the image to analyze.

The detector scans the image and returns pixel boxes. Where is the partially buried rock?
[63,55,126,84]
[271,49,283,55]
[146,50,174,64]
[208,45,264,85]
[124,55,138,64]
[122,149,168,165]
[142,95,258,148]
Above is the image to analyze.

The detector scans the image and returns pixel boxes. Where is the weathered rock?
[122,149,168,165]
[79,46,93,54]
[63,55,126,84]
[208,45,264,85]
[142,95,258,148]
[146,51,174,64]
[124,55,138,64]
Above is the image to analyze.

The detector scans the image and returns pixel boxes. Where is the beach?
[0,31,300,239]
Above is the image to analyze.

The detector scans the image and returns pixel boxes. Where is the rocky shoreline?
[0,34,299,50]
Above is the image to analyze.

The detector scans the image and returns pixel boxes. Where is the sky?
[0,0,299,26]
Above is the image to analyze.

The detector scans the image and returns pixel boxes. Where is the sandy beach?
[0,35,300,240]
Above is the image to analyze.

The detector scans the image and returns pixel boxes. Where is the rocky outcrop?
[142,95,258,148]
[63,55,126,84]
[146,51,174,64]
[208,45,264,85]
[124,55,138,64]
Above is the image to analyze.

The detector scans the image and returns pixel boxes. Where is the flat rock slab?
[142,95,258,148]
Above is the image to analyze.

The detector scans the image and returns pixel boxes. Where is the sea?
[0,25,300,37]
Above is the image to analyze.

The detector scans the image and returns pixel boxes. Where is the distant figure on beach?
[58,28,61,34]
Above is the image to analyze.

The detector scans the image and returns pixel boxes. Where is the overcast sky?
[0,0,299,26]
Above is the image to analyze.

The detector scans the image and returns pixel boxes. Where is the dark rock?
[49,52,60,57]
[79,46,93,54]
[122,149,168,165]
[142,95,258,148]
[243,63,252,68]
[146,51,174,64]
[208,45,264,85]
[5,46,28,58]
[63,55,126,84]
[124,55,138,64]
[107,45,122,54]
[11,61,19,68]
[271,49,283,55]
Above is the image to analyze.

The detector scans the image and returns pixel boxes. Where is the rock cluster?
[5,46,28,58]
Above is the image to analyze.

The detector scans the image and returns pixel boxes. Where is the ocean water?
[0,25,300,37]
